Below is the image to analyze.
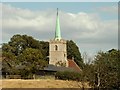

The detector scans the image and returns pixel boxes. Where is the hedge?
[55,71,81,81]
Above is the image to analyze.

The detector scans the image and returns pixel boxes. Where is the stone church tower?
[49,9,68,67]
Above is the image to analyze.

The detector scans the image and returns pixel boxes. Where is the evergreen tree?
[67,40,84,68]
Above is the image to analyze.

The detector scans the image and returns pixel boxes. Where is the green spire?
[55,8,61,40]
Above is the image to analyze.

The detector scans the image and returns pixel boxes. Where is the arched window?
[55,45,58,51]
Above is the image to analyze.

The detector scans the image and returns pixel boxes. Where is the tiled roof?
[68,59,81,72]
[44,59,82,72]
[44,64,74,72]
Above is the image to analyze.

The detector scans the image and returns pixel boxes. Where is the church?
[44,9,81,72]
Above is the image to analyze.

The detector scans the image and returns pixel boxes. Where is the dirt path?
[1,79,90,88]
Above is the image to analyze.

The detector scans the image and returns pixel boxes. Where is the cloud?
[2,4,118,57]
[2,4,55,31]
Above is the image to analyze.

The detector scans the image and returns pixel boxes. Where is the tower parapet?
[50,39,66,44]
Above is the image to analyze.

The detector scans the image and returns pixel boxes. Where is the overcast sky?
[1,2,118,61]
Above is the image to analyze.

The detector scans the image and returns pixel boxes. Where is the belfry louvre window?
[55,45,58,51]
[64,54,65,57]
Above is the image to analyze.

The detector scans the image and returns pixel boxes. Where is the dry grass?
[1,79,90,88]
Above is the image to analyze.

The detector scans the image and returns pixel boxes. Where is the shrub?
[55,71,81,81]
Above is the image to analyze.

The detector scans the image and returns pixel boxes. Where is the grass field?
[1,79,90,88]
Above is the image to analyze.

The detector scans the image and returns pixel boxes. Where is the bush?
[55,71,81,81]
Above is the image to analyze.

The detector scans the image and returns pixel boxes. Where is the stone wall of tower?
[49,39,68,67]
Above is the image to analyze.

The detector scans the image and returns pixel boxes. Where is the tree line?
[2,34,83,78]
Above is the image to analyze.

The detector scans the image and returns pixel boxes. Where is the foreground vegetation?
[82,49,120,89]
